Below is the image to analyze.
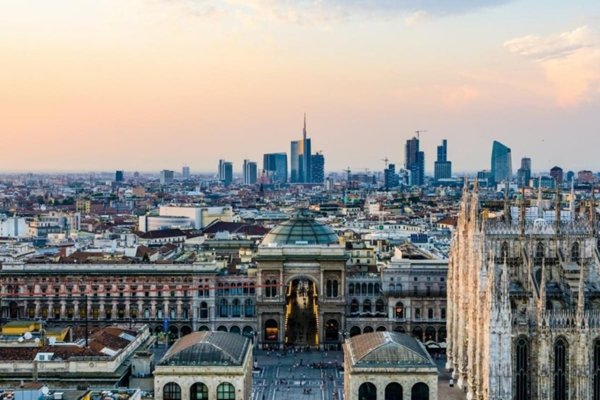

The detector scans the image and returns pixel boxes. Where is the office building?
[263,152,288,184]
[218,159,233,186]
[182,166,190,180]
[115,170,124,182]
[384,163,399,190]
[550,166,564,185]
[159,170,174,185]
[311,152,325,184]
[290,114,312,183]
[434,139,452,181]
[517,157,532,187]
[405,137,425,186]
[490,140,512,184]
[243,159,258,185]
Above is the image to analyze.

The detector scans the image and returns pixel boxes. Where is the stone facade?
[447,182,600,400]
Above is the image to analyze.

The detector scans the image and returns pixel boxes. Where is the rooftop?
[159,331,250,367]
[347,332,435,368]
[261,210,339,246]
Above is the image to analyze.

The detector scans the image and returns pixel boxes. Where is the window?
[200,302,208,319]
[217,383,235,400]
[441,308,446,320]
[515,338,529,400]
[190,383,208,400]
[395,302,404,319]
[415,308,421,319]
[411,382,429,400]
[428,308,434,319]
[363,299,372,313]
[350,299,359,313]
[385,383,403,400]
[375,299,385,313]
[571,242,580,263]
[231,299,241,317]
[163,383,181,400]
[554,338,568,400]
[219,299,229,318]
[244,299,254,317]
[358,382,376,400]
[349,283,354,295]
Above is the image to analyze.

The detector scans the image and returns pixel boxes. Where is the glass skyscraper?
[491,141,513,185]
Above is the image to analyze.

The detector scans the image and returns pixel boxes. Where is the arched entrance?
[325,319,339,342]
[350,326,362,337]
[180,326,192,337]
[285,278,319,347]
[264,319,279,343]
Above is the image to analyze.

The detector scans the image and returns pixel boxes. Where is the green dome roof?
[261,210,339,246]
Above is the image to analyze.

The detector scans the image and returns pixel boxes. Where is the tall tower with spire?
[290,113,313,183]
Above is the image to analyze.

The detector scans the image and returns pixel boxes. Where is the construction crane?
[415,129,427,139]
[343,167,352,182]
[381,157,389,169]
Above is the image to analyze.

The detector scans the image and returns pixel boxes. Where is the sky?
[1,0,600,174]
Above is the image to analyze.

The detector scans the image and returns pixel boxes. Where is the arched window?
[363,299,372,313]
[412,327,423,342]
[219,299,229,318]
[349,283,355,295]
[244,299,254,317]
[217,382,235,400]
[358,382,377,400]
[515,337,529,400]
[271,280,278,297]
[229,326,241,335]
[265,280,271,298]
[395,302,404,319]
[231,299,241,317]
[363,326,374,334]
[163,383,181,400]
[411,383,429,400]
[361,283,367,295]
[501,241,509,259]
[593,339,600,400]
[554,338,568,400]
[571,242,580,263]
[385,383,403,400]
[375,299,385,313]
[425,327,436,341]
[333,280,339,297]
[368,283,374,295]
[190,383,208,400]
[351,299,359,313]
[200,302,208,319]
[350,326,361,337]
[144,308,150,319]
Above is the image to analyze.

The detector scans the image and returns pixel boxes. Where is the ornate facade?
[447,182,600,400]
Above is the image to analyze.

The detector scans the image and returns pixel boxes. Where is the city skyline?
[2,0,600,173]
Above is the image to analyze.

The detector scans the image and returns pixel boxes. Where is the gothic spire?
[554,183,561,233]
[592,183,597,235]
[504,180,511,224]
[570,179,576,219]
[577,262,586,321]
[537,176,544,219]
[520,186,526,235]
[538,257,546,312]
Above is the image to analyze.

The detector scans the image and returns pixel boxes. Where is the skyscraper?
[517,157,532,187]
[491,140,512,184]
[405,136,425,186]
[182,166,190,180]
[290,114,312,183]
[115,170,124,182]
[550,166,564,185]
[311,152,325,184]
[263,153,288,184]
[434,139,452,182]
[218,159,233,186]
[384,163,399,189]
[160,169,174,185]
[243,159,258,185]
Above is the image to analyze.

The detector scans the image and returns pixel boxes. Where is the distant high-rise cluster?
[115,170,124,183]
[434,139,452,182]
[491,140,512,184]
[160,169,174,185]
[384,163,399,189]
[405,136,425,186]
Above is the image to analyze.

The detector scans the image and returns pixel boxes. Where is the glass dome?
[261,210,339,246]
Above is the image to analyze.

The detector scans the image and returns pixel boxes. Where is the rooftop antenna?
[415,130,427,140]
[381,157,389,169]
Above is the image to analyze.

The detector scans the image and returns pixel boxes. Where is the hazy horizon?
[2,0,600,173]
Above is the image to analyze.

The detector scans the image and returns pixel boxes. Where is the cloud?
[160,0,513,24]
[504,26,600,107]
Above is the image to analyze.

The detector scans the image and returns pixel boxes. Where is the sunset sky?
[2,0,600,174]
